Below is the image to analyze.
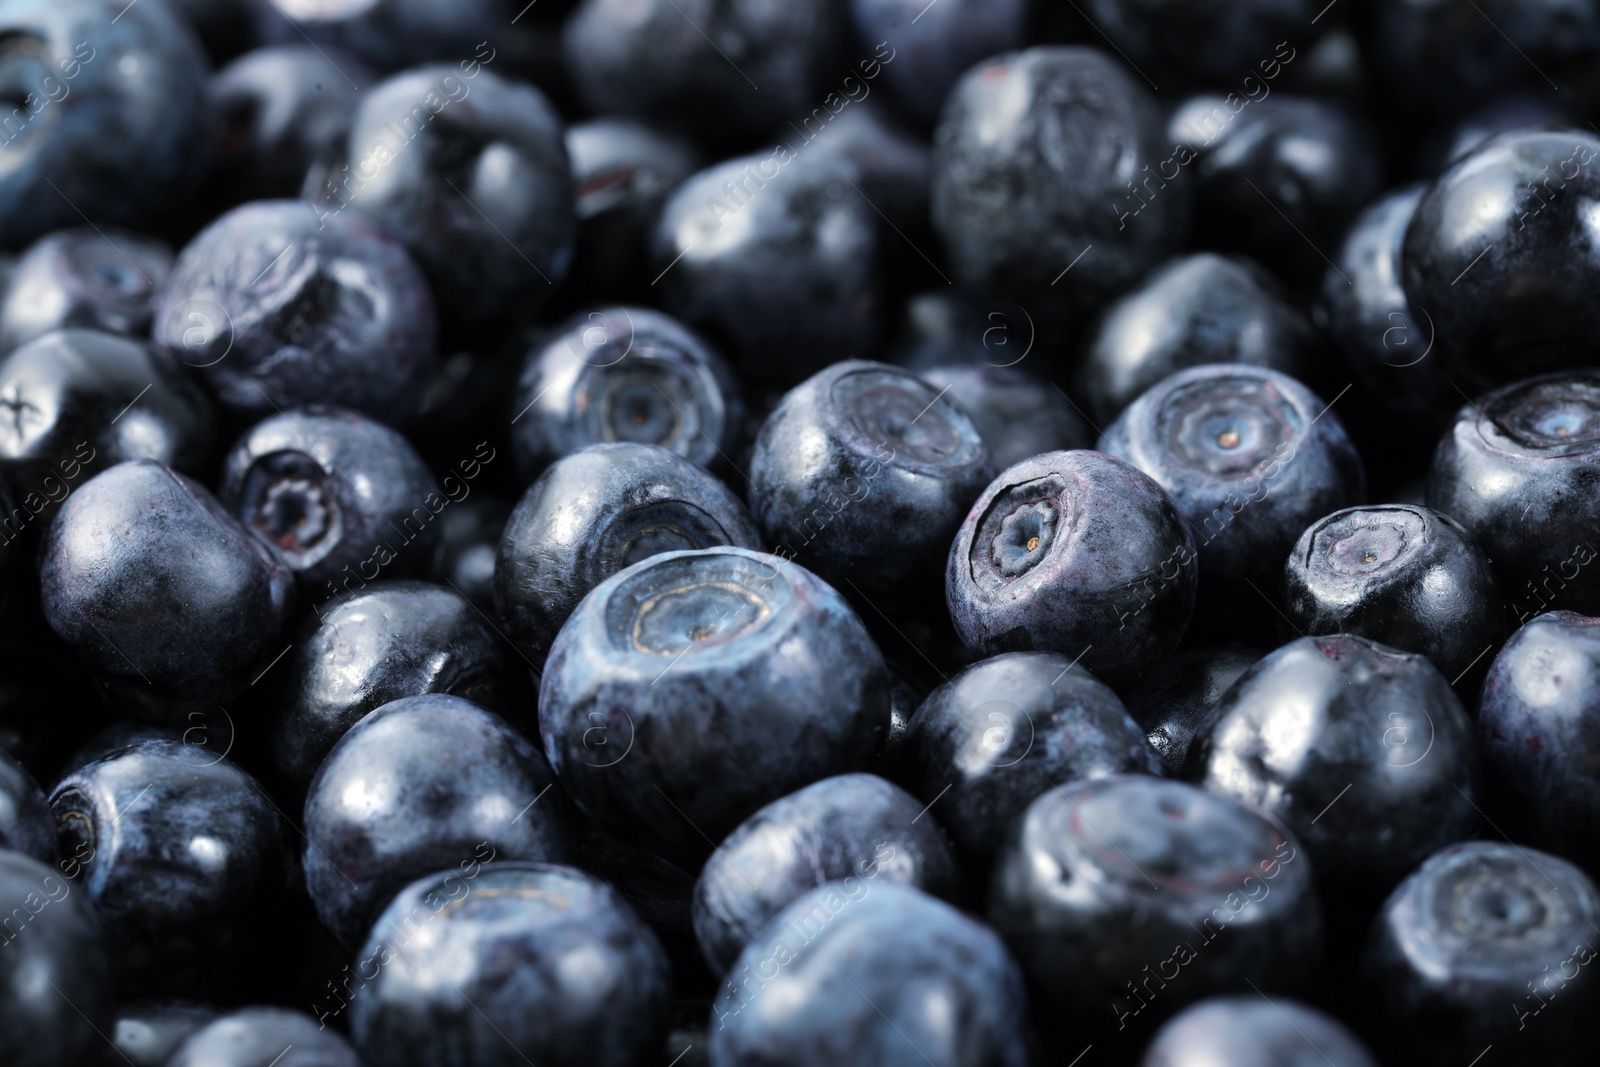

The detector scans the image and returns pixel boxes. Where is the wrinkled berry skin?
[750,361,993,602]
[990,777,1320,1029]
[1284,505,1503,686]
[153,200,437,424]
[1362,841,1600,1066]
[0,850,115,1067]
[512,307,742,481]
[947,450,1198,681]
[1403,131,1600,387]
[1100,364,1365,595]
[1078,253,1320,424]
[564,0,842,142]
[540,547,890,866]
[250,0,506,72]
[1171,94,1382,288]
[207,45,374,203]
[1140,996,1378,1067]
[1477,612,1600,870]
[0,746,52,861]
[427,496,509,615]
[1083,0,1321,87]
[900,652,1162,860]
[112,1002,218,1067]
[49,740,287,997]
[319,65,574,325]
[0,0,209,245]
[1427,372,1600,620]
[1123,646,1262,775]
[918,363,1091,470]
[351,863,671,1067]
[220,405,442,597]
[40,460,297,718]
[847,0,1029,124]
[1190,635,1478,901]
[692,772,959,975]
[711,883,1031,1067]
[0,229,173,351]
[268,580,536,804]
[932,47,1188,337]
[495,443,760,664]
[302,693,575,949]
[652,154,881,387]
[168,1007,363,1067]
[0,329,215,528]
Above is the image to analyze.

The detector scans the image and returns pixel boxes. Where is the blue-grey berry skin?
[1123,646,1262,776]
[220,405,441,597]
[917,363,1091,471]
[111,1002,218,1067]
[0,850,115,1067]
[1477,611,1600,870]
[1139,996,1377,1067]
[710,882,1032,1067]
[495,442,761,664]
[152,199,437,425]
[250,0,507,72]
[989,776,1320,1031]
[511,307,742,482]
[166,1007,363,1067]
[539,546,891,867]
[749,360,993,602]
[900,651,1162,860]
[1190,635,1478,902]
[302,693,575,949]
[0,229,173,351]
[40,460,297,720]
[0,745,53,862]
[319,65,574,324]
[1098,364,1366,596]
[692,772,960,975]
[0,0,209,245]
[1362,841,1600,1066]
[351,863,671,1067]
[946,450,1198,682]
[848,0,1029,124]
[48,739,287,998]
[1082,0,1322,87]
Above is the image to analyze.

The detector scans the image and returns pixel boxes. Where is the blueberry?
[0,229,173,350]
[1078,253,1321,424]
[251,0,509,72]
[0,745,53,862]
[1081,0,1323,87]
[1422,92,1572,176]
[166,1006,362,1067]
[932,47,1188,341]
[749,360,993,603]
[1362,841,1600,1065]
[692,772,959,974]
[1123,646,1262,776]
[426,495,509,615]
[917,363,1091,470]
[302,693,574,948]
[799,100,931,230]
[0,849,114,1067]
[563,0,842,143]
[1189,635,1478,903]
[711,882,1031,1067]
[946,450,1198,680]
[1402,130,1600,386]
[651,154,882,387]
[314,65,574,325]
[49,739,287,997]
[40,460,296,719]
[268,579,536,804]
[1099,364,1365,599]
[1477,611,1600,871]
[153,200,437,424]
[112,1002,218,1067]
[1170,94,1382,288]
[899,651,1162,861]
[539,546,889,865]
[847,0,1028,124]
[0,0,209,244]
[1139,995,1377,1067]
[1427,371,1600,621]
[511,307,743,482]
[350,863,671,1067]
[989,776,1320,1031]
[495,442,760,664]
[887,291,1039,375]
[219,405,441,597]
[1283,504,1504,687]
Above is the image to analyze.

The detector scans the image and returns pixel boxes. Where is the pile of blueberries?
[9,0,1600,1064]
